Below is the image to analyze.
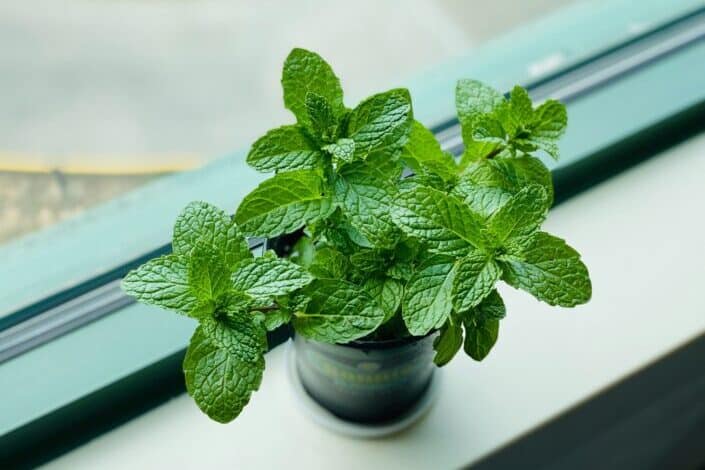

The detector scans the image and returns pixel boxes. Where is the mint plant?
[122,48,591,423]
[393,80,591,363]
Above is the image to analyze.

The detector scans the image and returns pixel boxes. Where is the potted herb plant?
[122,48,591,426]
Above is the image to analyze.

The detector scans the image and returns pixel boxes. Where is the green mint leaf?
[290,235,315,267]
[530,100,567,158]
[496,156,554,205]
[533,100,567,135]
[453,156,553,217]
[206,313,267,362]
[292,279,385,343]
[318,217,374,253]
[122,255,200,317]
[231,256,313,299]
[308,246,350,279]
[462,315,499,361]
[402,255,456,336]
[247,125,323,173]
[392,183,488,256]
[188,244,232,308]
[514,99,567,160]
[349,248,386,274]
[455,79,505,160]
[235,170,334,238]
[218,290,253,316]
[386,260,414,281]
[459,290,504,361]
[495,85,533,137]
[452,252,501,313]
[305,92,339,142]
[340,221,375,248]
[363,276,402,323]
[455,79,504,129]
[183,315,266,423]
[508,85,533,126]
[410,173,450,192]
[469,289,506,319]
[433,317,463,366]
[451,183,511,220]
[334,161,399,248]
[323,221,373,253]
[260,308,292,332]
[459,140,502,169]
[173,201,251,270]
[282,48,344,129]
[486,184,548,249]
[472,116,506,144]
[419,160,457,184]
[500,232,591,307]
[346,88,413,159]
[322,138,355,164]
[402,120,457,182]
[364,150,405,182]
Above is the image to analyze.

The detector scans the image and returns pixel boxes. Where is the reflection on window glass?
[0,0,579,243]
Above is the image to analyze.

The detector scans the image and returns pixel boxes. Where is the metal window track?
[1,7,704,365]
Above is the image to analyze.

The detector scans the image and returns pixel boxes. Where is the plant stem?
[485,147,502,159]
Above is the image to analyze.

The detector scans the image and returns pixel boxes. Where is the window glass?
[0,0,581,243]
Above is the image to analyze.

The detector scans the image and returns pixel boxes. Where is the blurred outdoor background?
[0,0,580,243]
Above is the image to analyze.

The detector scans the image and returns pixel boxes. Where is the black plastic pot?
[294,332,438,424]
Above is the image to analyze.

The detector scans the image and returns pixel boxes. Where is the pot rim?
[298,329,437,351]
